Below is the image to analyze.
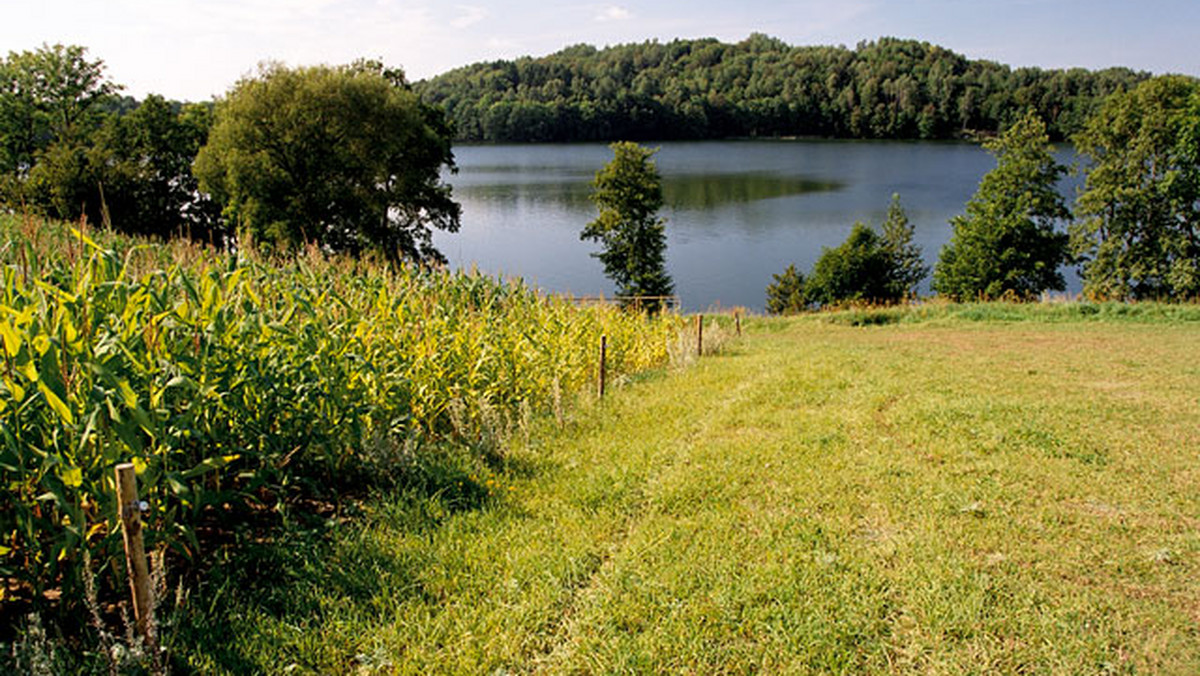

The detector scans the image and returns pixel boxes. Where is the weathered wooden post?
[598,334,607,398]
[115,463,153,643]
[735,311,741,337]
[696,314,704,357]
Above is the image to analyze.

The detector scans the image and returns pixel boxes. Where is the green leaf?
[37,381,75,425]
[117,379,138,409]
[181,454,241,480]
[70,227,105,252]
[0,320,21,357]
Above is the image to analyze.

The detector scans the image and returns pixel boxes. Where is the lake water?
[434,140,1080,312]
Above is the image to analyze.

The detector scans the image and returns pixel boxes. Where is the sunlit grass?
[170,310,1199,674]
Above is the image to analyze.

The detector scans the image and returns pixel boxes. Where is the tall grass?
[0,214,683,612]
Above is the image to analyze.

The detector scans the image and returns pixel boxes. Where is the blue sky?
[4,0,1198,101]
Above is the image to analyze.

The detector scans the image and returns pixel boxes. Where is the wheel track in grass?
[528,335,798,671]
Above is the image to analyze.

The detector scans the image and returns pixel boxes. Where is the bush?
[767,195,926,313]
[765,264,807,314]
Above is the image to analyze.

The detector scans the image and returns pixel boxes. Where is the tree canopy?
[417,35,1147,143]
[1071,75,1200,300]
[581,142,673,306]
[0,44,117,209]
[768,195,927,312]
[194,61,460,264]
[805,223,897,307]
[933,110,1070,300]
[0,45,223,239]
[765,264,806,314]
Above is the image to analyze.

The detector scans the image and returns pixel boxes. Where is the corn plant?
[0,215,682,610]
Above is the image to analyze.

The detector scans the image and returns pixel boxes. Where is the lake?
[433,140,1080,311]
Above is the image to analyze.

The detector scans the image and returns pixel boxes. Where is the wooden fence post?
[115,463,153,643]
[598,334,607,398]
[696,314,704,357]
[735,312,741,337]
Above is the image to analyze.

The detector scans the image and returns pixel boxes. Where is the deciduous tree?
[805,223,895,306]
[933,110,1070,300]
[194,61,460,263]
[90,96,221,239]
[765,263,806,314]
[581,141,674,307]
[0,44,117,208]
[1071,76,1200,299]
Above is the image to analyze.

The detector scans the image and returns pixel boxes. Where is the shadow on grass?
[168,444,510,674]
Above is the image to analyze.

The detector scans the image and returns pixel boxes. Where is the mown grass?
[825,299,1200,326]
[166,310,1199,674]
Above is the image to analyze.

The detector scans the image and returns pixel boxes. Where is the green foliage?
[771,195,926,311]
[0,44,117,211]
[1072,75,1200,300]
[765,264,806,314]
[0,214,682,617]
[805,223,898,307]
[1,45,221,242]
[416,35,1147,143]
[933,110,1070,300]
[0,44,117,176]
[581,142,674,306]
[880,193,929,299]
[88,95,222,240]
[194,61,460,264]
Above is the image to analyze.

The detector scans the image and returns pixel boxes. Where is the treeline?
[1,46,460,264]
[0,45,224,242]
[416,34,1148,143]
[767,77,1200,309]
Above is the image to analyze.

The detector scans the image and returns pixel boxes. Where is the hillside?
[415,35,1148,143]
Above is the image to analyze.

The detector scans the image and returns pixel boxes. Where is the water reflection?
[436,140,1080,311]
[664,173,842,210]
[454,172,842,211]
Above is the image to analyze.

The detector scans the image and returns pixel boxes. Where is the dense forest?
[416,35,1148,143]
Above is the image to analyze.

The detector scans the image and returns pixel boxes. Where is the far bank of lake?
[434,140,1081,311]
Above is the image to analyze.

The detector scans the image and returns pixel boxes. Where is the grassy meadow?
[161,307,1200,674]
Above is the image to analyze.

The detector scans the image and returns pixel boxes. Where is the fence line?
[560,294,682,311]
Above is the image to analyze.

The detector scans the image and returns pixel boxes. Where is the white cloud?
[450,5,488,29]
[595,5,631,22]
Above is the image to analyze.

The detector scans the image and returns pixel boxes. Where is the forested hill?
[415,35,1147,143]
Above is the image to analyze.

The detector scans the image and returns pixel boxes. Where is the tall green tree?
[1072,76,1200,299]
[89,96,221,240]
[880,193,928,299]
[194,61,460,263]
[0,44,117,209]
[933,110,1070,300]
[581,141,673,307]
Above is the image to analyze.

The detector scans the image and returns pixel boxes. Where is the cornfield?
[0,215,683,608]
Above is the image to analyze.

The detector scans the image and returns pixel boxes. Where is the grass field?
[166,309,1200,674]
